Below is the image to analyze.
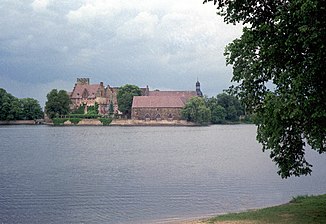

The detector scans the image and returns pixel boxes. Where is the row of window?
[144,113,174,120]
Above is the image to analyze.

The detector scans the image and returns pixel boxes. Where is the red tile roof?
[70,84,101,99]
[148,91,197,98]
[132,96,190,108]
[132,91,197,108]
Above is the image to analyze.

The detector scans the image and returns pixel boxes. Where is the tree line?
[0,88,43,121]
[181,93,245,125]
[0,86,245,123]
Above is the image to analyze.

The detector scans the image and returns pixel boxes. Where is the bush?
[68,114,101,119]
[98,118,112,126]
[52,118,69,125]
[69,118,82,124]
[53,115,112,126]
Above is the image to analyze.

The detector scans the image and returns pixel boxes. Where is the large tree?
[215,93,244,121]
[0,88,11,120]
[206,96,226,124]
[0,88,19,120]
[0,88,43,120]
[45,89,71,119]
[117,84,142,118]
[182,96,211,124]
[18,98,43,120]
[204,0,326,177]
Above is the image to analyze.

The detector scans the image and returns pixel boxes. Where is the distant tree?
[117,84,142,118]
[0,88,17,120]
[45,89,71,119]
[0,88,43,120]
[204,0,326,177]
[19,98,43,120]
[206,97,226,124]
[10,99,21,120]
[182,97,211,124]
[216,93,244,121]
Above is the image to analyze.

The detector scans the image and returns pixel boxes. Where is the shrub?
[52,118,69,126]
[68,114,101,119]
[69,118,82,124]
[98,118,112,126]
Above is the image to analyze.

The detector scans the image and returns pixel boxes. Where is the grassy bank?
[204,194,326,224]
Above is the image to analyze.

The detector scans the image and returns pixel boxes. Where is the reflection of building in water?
[131,81,203,121]
[69,78,119,115]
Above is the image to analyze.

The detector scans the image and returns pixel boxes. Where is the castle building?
[69,78,119,114]
[69,78,203,119]
[131,81,203,121]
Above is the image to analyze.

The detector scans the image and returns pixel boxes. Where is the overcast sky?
[0,0,242,106]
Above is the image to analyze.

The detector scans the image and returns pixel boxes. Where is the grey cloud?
[0,0,242,104]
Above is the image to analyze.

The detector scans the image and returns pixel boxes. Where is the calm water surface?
[0,125,325,223]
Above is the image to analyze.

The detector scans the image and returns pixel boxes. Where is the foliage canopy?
[117,84,142,118]
[205,93,245,124]
[0,88,43,121]
[204,0,326,177]
[18,98,44,120]
[182,96,211,124]
[45,89,71,119]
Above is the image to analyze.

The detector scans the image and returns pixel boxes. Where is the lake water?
[0,125,325,224]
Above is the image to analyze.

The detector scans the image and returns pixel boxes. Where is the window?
[145,113,150,121]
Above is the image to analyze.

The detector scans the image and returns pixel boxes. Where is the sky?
[0,0,242,107]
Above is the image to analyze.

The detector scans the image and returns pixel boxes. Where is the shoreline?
[110,119,197,126]
[1,119,250,127]
[0,119,197,126]
[168,194,326,224]
[0,120,43,125]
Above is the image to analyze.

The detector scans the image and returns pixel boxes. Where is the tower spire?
[196,79,203,97]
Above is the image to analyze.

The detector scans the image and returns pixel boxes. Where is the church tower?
[196,79,203,97]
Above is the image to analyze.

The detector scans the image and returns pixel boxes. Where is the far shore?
[47,118,198,126]
[110,119,197,126]
[0,118,199,126]
[0,120,43,125]
[0,118,250,127]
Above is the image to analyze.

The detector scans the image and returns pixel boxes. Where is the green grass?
[206,194,326,224]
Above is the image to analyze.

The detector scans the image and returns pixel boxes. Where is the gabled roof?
[132,96,186,108]
[132,90,197,109]
[148,91,197,98]
[70,84,100,99]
